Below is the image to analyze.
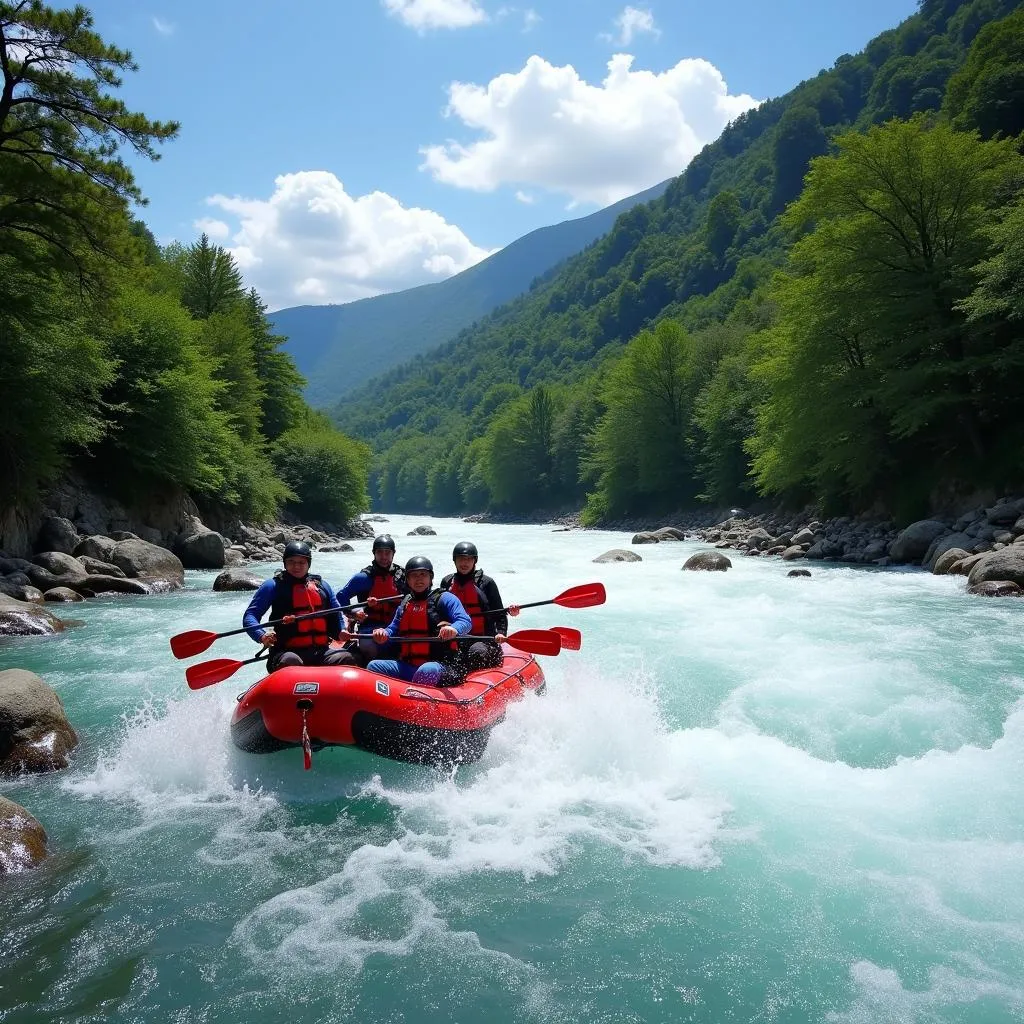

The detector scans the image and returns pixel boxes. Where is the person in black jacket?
[439,541,519,672]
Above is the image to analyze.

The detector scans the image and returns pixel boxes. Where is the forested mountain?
[0,3,369,538]
[336,0,1024,523]
[270,178,670,407]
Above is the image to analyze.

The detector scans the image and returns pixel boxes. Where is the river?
[1,514,1022,1023]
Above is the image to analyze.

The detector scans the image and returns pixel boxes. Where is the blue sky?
[84,0,919,309]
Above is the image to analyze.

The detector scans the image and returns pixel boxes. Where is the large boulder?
[652,526,686,541]
[77,555,125,577]
[0,668,78,773]
[0,595,65,636]
[967,580,1022,598]
[0,796,48,874]
[35,516,79,556]
[110,538,184,584]
[31,551,87,579]
[318,543,354,553]
[0,579,44,604]
[73,535,117,562]
[631,532,660,545]
[683,551,732,572]
[74,574,153,597]
[176,528,227,569]
[212,569,264,592]
[407,525,436,536]
[43,587,84,603]
[923,532,974,571]
[593,549,642,563]
[889,520,950,564]
[967,548,1024,590]
[933,548,971,576]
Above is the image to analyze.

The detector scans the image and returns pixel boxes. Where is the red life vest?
[360,564,405,627]
[447,573,487,635]
[271,572,331,649]
[397,590,451,666]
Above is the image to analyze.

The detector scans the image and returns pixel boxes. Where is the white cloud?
[601,6,659,46]
[152,16,175,35]
[202,171,493,310]
[522,7,540,31]
[381,0,487,32]
[420,53,760,206]
[193,217,230,240]
[514,190,535,204]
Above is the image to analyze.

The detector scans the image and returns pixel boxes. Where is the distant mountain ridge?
[270,179,670,407]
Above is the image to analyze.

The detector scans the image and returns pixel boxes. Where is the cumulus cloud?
[152,16,175,35]
[420,53,760,206]
[202,171,493,310]
[381,0,487,32]
[193,217,230,240]
[601,6,659,46]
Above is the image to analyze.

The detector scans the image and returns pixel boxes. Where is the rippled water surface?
[2,515,1023,1023]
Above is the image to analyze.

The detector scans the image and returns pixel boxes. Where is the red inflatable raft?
[230,648,547,766]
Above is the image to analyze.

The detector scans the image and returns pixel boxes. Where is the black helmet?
[283,540,312,563]
[372,534,396,552]
[453,541,478,560]
[404,555,433,574]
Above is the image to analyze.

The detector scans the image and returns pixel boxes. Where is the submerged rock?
[0,595,65,636]
[967,580,1022,598]
[213,569,263,592]
[683,551,732,572]
[0,668,78,774]
[593,549,642,563]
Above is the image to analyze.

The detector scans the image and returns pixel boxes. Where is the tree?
[181,233,244,319]
[244,289,305,440]
[705,190,742,263]
[0,1,178,281]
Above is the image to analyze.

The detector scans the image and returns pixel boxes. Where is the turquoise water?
[2,515,1023,1023]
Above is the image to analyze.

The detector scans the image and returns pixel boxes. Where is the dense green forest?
[0,1,369,527]
[337,0,1024,523]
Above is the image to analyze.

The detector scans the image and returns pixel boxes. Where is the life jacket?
[396,589,453,667]
[445,569,490,636]
[270,571,332,649]
[358,563,406,627]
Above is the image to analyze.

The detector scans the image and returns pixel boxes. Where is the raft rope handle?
[297,698,314,770]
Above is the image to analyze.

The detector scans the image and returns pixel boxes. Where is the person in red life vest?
[243,541,356,672]
[360,555,471,687]
[336,533,408,665]
[439,541,520,672]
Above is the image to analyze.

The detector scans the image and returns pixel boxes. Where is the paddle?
[185,629,563,689]
[483,582,606,616]
[550,626,582,651]
[170,594,403,659]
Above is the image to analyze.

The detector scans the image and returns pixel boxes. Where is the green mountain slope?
[332,0,1024,517]
[269,178,669,407]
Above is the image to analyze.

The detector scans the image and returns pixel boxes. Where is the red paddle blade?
[551,627,582,651]
[506,629,562,656]
[554,583,606,609]
[185,658,244,690]
[170,629,217,660]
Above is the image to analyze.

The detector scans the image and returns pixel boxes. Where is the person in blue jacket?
[337,533,408,664]
[363,555,471,687]
[243,541,356,672]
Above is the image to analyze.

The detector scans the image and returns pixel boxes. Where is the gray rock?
[32,551,87,579]
[933,548,971,576]
[890,520,949,563]
[986,503,1022,527]
[0,579,44,604]
[176,528,227,569]
[73,574,153,597]
[787,569,812,578]
[631,532,660,544]
[967,548,1024,589]
[318,543,355,552]
[593,549,643,563]
[407,525,437,536]
[0,595,65,636]
[35,516,79,555]
[923,532,975,571]
[73,535,117,562]
[791,528,815,546]
[0,796,48,874]
[77,555,126,577]
[212,569,264,592]
[780,545,806,561]
[967,580,1022,598]
[0,668,78,774]
[43,587,84,603]
[109,531,140,541]
[652,526,686,541]
[110,538,184,584]
[683,551,732,572]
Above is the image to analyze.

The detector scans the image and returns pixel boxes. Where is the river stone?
[110,538,184,584]
[318,543,354,552]
[933,548,971,576]
[652,526,686,541]
[0,595,65,636]
[0,668,78,773]
[177,527,227,569]
[683,551,732,572]
[407,525,436,536]
[43,587,84,602]
[967,580,1022,598]
[787,569,812,577]
[35,516,79,556]
[0,579,45,604]
[889,520,949,563]
[780,545,806,561]
[74,574,152,597]
[631,532,660,544]
[966,548,1024,590]
[213,569,263,592]
[77,555,126,577]
[593,549,643,563]
[31,551,88,579]
[0,796,48,873]
[73,535,116,562]
[923,532,974,571]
